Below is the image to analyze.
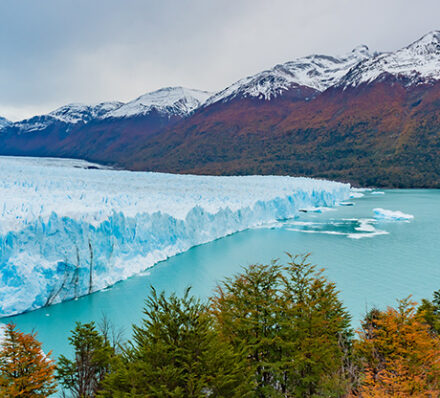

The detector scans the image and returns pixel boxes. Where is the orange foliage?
[0,323,57,397]
[353,299,440,397]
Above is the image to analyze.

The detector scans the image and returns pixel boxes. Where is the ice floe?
[373,208,414,221]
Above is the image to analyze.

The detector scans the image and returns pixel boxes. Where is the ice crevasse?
[0,156,351,317]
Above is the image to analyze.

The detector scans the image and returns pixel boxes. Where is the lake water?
[3,189,440,357]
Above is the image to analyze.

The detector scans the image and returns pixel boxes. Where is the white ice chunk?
[373,208,414,221]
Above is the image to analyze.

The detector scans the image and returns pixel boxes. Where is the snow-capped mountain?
[6,30,440,132]
[49,101,124,123]
[8,87,212,133]
[12,101,123,133]
[5,30,440,132]
[339,31,440,87]
[0,116,11,130]
[1,31,440,188]
[206,31,440,104]
[106,87,213,118]
[116,31,440,189]
[205,45,373,106]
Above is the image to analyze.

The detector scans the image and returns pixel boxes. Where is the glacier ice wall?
[0,156,350,316]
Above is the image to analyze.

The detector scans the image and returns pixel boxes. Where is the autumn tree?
[0,323,57,397]
[354,298,440,397]
[99,287,252,397]
[210,254,354,397]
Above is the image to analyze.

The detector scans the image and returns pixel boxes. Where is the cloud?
[0,0,439,120]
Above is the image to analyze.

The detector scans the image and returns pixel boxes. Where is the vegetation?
[210,255,354,397]
[2,255,440,397]
[99,287,251,397]
[0,324,57,397]
[353,299,440,397]
[56,322,115,398]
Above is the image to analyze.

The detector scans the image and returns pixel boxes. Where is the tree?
[354,298,440,397]
[0,323,57,397]
[100,287,252,397]
[210,254,354,397]
[418,289,440,334]
[210,261,285,397]
[280,254,354,397]
[57,322,113,398]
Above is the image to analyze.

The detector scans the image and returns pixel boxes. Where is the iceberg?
[0,156,350,317]
[373,208,414,221]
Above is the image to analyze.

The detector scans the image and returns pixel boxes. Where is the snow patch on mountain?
[340,31,440,87]
[0,156,350,316]
[48,102,124,124]
[11,102,124,133]
[205,45,373,105]
[8,88,212,132]
[106,87,213,118]
[0,117,11,130]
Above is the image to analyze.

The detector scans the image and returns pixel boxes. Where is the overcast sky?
[0,0,439,121]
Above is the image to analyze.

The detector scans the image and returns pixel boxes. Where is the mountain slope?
[1,31,440,187]
[121,32,440,188]
[122,79,440,187]
[339,31,440,88]
[205,45,372,105]
[0,116,10,129]
[0,87,212,164]
[106,87,212,118]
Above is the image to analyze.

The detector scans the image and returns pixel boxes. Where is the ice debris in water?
[373,208,414,221]
[0,156,350,317]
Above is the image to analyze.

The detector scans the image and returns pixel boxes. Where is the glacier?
[0,156,350,317]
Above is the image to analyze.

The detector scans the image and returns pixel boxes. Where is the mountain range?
[1,31,440,187]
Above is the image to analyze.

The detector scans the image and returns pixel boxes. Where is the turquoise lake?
[4,189,440,357]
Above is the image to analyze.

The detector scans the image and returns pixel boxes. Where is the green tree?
[0,323,57,397]
[100,287,252,397]
[210,261,284,397]
[418,289,440,334]
[57,322,113,398]
[280,254,354,397]
[211,254,354,397]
